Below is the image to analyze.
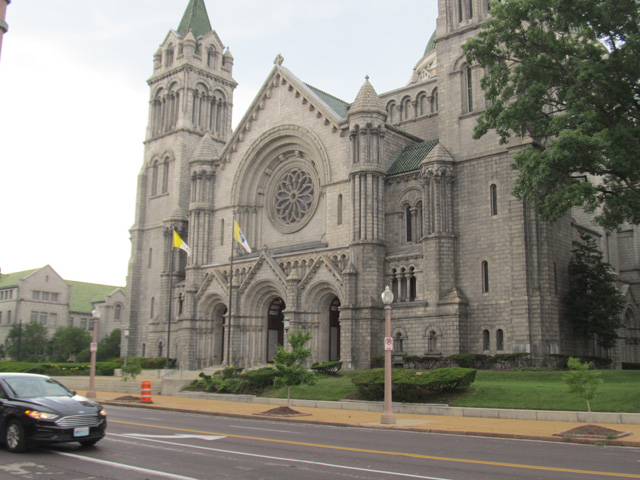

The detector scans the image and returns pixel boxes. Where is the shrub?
[370,355,384,368]
[352,367,476,402]
[448,354,488,369]
[402,355,443,370]
[487,353,530,369]
[311,361,343,375]
[622,362,640,370]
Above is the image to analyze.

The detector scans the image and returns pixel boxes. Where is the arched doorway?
[329,297,341,361]
[267,298,286,362]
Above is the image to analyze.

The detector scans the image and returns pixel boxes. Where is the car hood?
[19,395,102,417]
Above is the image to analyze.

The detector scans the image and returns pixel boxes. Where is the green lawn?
[263,369,640,413]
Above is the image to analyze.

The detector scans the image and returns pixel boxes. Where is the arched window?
[431,88,438,113]
[220,219,225,245]
[165,46,174,67]
[418,92,428,116]
[157,341,163,358]
[162,160,170,193]
[387,102,397,123]
[148,248,153,268]
[481,261,489,293]
[337,194,343,225]
[402,97,412,121]
[394,332,404,353]
[490,183,498,216]
[496,329,504,350]
[409,267,417,301]
[427,330,438,353]
[150,297,155,318]
[207,47,217,68]
[142,343,146,357]
[391,269,399,300]
[115,304,122,321]
[150,160,159,196]
[416,201,423,239]
[405,205,412,242]
[483,329,490,350]
[463,65,474,113]
[458,0,473,22]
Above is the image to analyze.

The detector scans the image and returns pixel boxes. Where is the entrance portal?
[329,297,340,361]
[267,298,286,362]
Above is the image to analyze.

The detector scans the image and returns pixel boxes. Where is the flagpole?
[166,231,174,369]
[227,212,236,366]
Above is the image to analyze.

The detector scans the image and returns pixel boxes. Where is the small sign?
[90,342,97,352]
[384,337,393,351]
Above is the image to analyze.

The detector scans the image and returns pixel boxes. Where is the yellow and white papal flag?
[173,230,191,256]
[233,220,252,254]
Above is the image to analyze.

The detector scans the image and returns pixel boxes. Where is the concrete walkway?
[88,388,640,447]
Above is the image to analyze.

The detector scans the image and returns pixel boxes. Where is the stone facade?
[125,0,640,370]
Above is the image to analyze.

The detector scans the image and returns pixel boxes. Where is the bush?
[370,355,384,368]
[352,367,477,402]
[448,354,488,369]
[622,362,640,370]
[187,367,277,395]
[311,361,343,375]
[402,355,443,370]
[487,353,530,369]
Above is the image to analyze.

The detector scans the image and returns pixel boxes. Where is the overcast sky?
[0,0,438,286]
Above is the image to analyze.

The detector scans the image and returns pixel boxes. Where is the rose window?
[274,168,314,224]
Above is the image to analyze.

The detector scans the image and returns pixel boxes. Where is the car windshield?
[5,377,72,398]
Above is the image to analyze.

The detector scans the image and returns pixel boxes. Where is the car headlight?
[99,408,107,417]
[25,410,59,420]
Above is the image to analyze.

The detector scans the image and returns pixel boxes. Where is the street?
[0,406,638,479]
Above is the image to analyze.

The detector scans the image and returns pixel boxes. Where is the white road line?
[230,426,297,433]
[49,450,200,480]
[108,433,454,480]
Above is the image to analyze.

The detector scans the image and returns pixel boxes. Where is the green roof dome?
[423,30,436,56]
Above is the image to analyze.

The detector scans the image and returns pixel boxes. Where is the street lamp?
[380,286,396,425]
[87,307,100,399]
[123,326,130,367]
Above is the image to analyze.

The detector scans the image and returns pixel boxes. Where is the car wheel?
[5,419,28,453]
[79,439,100,447]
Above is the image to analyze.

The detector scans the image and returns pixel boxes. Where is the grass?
[262,369,640,413]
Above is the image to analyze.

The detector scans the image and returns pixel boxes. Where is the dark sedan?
[0,372,106,452]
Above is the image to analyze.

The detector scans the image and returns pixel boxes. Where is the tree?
[49,327,92,362]
[565,232,625,350]
[5,322,49,361]
[463,0,640,229]
[97,328,121,361]
[563,357,602,412]
[272,330,317,407]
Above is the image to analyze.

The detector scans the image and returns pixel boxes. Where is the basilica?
[124,0,640,370]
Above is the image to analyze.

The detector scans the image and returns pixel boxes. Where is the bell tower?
[126,0,237,359]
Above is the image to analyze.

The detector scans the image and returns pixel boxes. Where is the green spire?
[177,0,213,38]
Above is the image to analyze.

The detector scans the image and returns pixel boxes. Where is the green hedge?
[352,367,476,402]
[188,367,278,395]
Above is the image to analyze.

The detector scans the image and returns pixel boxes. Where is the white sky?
[0,0,438,286]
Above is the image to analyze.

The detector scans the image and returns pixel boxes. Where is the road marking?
[111,420,640,479]
[121,433,226,440]
[108,434,453,480]
[49,450,199,480]
[231,425,297,433]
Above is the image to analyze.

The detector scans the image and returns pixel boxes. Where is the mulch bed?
[555,424,631,440]
[254,406,311,417]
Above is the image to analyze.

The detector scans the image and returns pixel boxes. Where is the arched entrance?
[329,297,341,361]
[267,298,286,362]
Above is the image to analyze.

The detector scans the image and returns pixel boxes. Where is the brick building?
[125,0,640,369]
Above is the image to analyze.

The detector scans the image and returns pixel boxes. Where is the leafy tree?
[272,330,316,407]
[97,328,121,361]
[49,326,92,362]
[563,357,602,412]
[463,0,640,229]
[5,322,49,361]
[565,232,625,349]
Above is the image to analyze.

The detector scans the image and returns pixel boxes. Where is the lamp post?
[123,326,130,367]
[380,286,396,424]
[87,307,100,399]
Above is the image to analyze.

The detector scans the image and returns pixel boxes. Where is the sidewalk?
[93,389,640,447]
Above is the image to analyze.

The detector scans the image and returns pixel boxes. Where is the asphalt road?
[0,406,638,480]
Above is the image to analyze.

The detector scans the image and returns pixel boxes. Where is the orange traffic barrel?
[140,380,153,403]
